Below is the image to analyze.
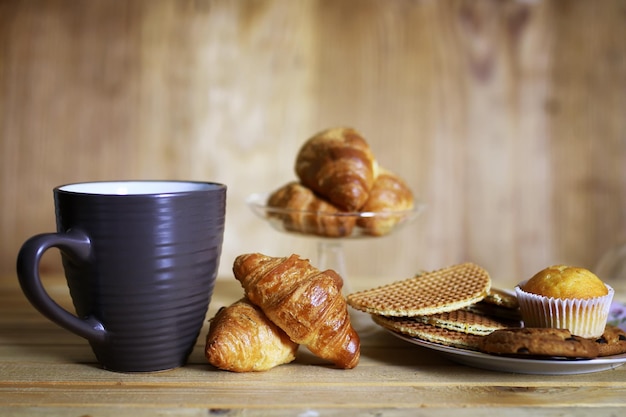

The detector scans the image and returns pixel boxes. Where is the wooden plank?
[1,407,625,417]
[1,382,625,408]
[1,0,626,285]
[2,356,626,388]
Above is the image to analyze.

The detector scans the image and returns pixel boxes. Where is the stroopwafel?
[482,288,519,310]
[464,288,521,321]
[347,263,491,316]
[373,315,482,351]
[463,303,522,322]
[411,309,521,336]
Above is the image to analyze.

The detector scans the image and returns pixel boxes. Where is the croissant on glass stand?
[267,181,356,237]
[357,167,415,236]
[233,253,360,369]
[205,298,299,372]
[295,127,378,212]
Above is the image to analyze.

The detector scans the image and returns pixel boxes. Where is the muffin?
[515,265,614,338]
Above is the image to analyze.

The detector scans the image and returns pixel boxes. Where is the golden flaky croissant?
[357,167,415,236]
[205,298,299,372]
[267,181,356,237]
[295,127,378,212]
[233,253,360,369]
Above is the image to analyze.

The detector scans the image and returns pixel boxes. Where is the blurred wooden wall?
[1,0,625,289]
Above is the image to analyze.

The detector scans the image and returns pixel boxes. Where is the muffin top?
[522,265,608,299]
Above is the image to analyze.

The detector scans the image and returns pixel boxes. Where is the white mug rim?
[56,180,225,196]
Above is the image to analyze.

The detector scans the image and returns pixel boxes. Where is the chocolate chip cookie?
[478,327,600,359]
[592,325,626,357]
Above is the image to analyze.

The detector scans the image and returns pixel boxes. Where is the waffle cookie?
[373,315,482,350]
[464,289,521,322]
[482,288,519,310]
[347,263,491,316]
[464,303,522,322]
[411,309,521,336]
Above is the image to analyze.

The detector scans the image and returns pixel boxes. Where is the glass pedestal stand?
[315,239,377,335]
[247,192,425,337]
[317,241,347,288]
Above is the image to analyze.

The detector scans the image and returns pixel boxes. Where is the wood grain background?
[1,0,625,290]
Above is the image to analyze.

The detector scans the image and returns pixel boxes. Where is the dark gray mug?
[16,180,226,372]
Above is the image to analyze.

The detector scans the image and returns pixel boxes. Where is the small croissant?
[205,298,299,372]
[267,181,356,237]
[233,253,360,369]
[295,127,378,212]
[357,167,415,236]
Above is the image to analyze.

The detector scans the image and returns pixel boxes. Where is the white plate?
[384,300,626,375]
[387,330,626,375]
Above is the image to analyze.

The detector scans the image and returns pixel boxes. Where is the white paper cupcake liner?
[515,283,614,338]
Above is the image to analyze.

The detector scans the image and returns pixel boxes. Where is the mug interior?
[57,181,223,196]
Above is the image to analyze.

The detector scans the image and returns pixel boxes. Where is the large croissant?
[267,181,356,237]
[357,167,415,236]
[295,127,378,212]
[205,298,299,372]
[233,253,360,369]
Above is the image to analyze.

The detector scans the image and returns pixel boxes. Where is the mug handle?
[16,229,107,344]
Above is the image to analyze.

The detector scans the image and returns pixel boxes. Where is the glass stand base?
[316,240,377,336]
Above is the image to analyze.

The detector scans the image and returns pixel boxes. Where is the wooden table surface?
[2,273,625,416]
